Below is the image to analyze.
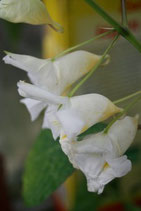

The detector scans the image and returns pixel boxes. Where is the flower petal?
[55,50,101,94]
[60,136,105,176]
[57,108,85,139]
[73,133,113,154]
[17,81,68,105]
[3,50,102,95]
[3,52,59,93]
[42,105,61,140]
[0,0,63,31]
[105,155,132,178]
[54,93,121,140]
[108,115,139,156]
[20,98,47,121]
[88,155,132,194]
[70,93,121,131]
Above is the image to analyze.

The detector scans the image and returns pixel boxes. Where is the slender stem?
[68,34,119,97]
[114,90,141,104]
[52,30,114,61]
[121,0,128,27]
[104,95,141,134]
[85,0,141,53]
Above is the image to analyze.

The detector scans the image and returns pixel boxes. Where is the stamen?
[62,135,67,140]
[103,162,109,169]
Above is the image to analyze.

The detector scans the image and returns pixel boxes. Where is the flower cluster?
[1,0,139,194]
[3,50,139,193]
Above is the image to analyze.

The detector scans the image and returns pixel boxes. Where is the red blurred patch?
[126,0,141,12]
[98,202,124,211]
[128,20,139,32]
[95,27,118,39]
[52,193,67,211]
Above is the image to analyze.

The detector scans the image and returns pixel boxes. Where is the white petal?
[94,156,132,192]
[21,98,47,121]
[54,50,101,94]
[74,153,105,178]
[3,52,59,93]
[87,177,104,194]
[42,106,61,140]
[105,155,132,178]
[3,52,50,74]
[3,50,102,95]
[17,81,68,105]
[74,133,114,155]
[56,93,120,140]
[60,136,105,176]
[108,115,139,156]
[70,93,121,131]
[57,108,85,139]
[0,0,63,31]
[50,93,120,141]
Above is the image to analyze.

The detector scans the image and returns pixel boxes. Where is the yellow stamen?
[62,135,67,140]
[103,162,109,169]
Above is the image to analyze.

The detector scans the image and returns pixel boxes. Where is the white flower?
[3,50,101,95]
[4,50,102,121]
[59,115,139,194]
[17,81,121,139]
[0,0,63,32]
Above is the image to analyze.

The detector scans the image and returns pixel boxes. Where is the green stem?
[121,0,128,27]
[68,34,119,97]
[104,95,141,134]
[114,90,141,104]
[85,0,141,53]
[52,30,114,61]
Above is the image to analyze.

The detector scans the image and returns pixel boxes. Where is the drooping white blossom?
[59,115,139,194]
[4,50,101,95]
[4,50,102,123]
[17,81,121,139]
[0,0,63,32]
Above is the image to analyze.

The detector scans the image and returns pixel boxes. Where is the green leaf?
[78,122,107,141]
[126,147,141,163]
[23,129,75,206]
[125,203,141,211]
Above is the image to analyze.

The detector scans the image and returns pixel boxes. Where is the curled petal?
[3,52,59,93]
[42,105,61,140]
[21,98,47,121]
[57,108,85,139]
[72,133,113,154]
[17,81,68,105]
[3,51,102,95]
[0,0,63,31]
[105,155,132,178]
[70,93,121,131]
[87,156,131,194]
[108,115,139,156]
[55,50,101,94]
[43,93,121,140]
